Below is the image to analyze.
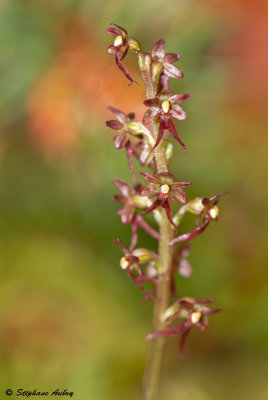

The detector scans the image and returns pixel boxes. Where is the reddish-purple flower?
[139,172,193,231]
[146,296,220,357]
[107,23,138,85]
[151,39,183,92]
[106,106,143,181]
[170,191,229,245]
[113,238,158,300]
[195,191,230,227]
[143,94,190,152]
[113,179,159,250]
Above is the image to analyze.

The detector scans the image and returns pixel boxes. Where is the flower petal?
[127,112,135,120]
[159,172,174,181]
[196,316,209,331]
[197,298,215,305]
[167,119,187,153]
[143,107,160,125]
[114,194,126,204]
[114,131,127,149]
[140,172,161,185]
[108,45,117,55]
[195,209,206,227]
[139,185,158,197]
[163,63,183,79]
[146,325,182,340]
[169,94,190,104]
[151,39,165,59]
[161,200,177,232]
[125,143,136,181]
[130,142,141,160]
[112,238,130,256]
[159,74,170,92]
[130,218,138,251]
[164,53,180,63]
[172,181,193,187]
[108,106,127,123]
[170,107,187,121]
[113,179,131,197]
[106,27,120,37]
[143,199,161,215]
[144,98,161,108]
[179,322,192,359]
[115,54,138,85]
[106,119,124,130]
[139,147,154,166]
[179,299,194,310]
[171,187,187,203]
[210,190,231,204]
[109,23,128,37]
[119,204,134,224]
[201,306,221,315]
[151,118,165,151]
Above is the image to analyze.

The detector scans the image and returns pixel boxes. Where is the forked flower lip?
[170,191,229,245]
[146,297,221,357]
[143,94,190,152]
[139,172,193,232]
[113,238,159,301]
[106,23,139,85]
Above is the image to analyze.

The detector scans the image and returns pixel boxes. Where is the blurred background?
[0,0,267,399]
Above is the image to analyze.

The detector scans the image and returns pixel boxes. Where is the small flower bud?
[127,121,155,146]
[191,311,202,324]
[132,248,153,263]
[152,62,163,81]
[138,52,146,70]
[145,54,151,69]
[186,198,204,214]
[132,195,151,208]
[163,303,180,321]
[128,38,142,53]
[127,121,146,134]
[165,142,173,160]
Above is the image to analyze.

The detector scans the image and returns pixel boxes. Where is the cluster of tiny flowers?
[106,23,227,356]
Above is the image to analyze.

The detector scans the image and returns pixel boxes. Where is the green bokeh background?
[0,1,267,399]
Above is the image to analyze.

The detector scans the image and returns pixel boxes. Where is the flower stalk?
[140,60,174,400]
[105,23,228,400]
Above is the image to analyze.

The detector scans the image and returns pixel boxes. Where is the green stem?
[142,212,173,400]
[140,66,174,400]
